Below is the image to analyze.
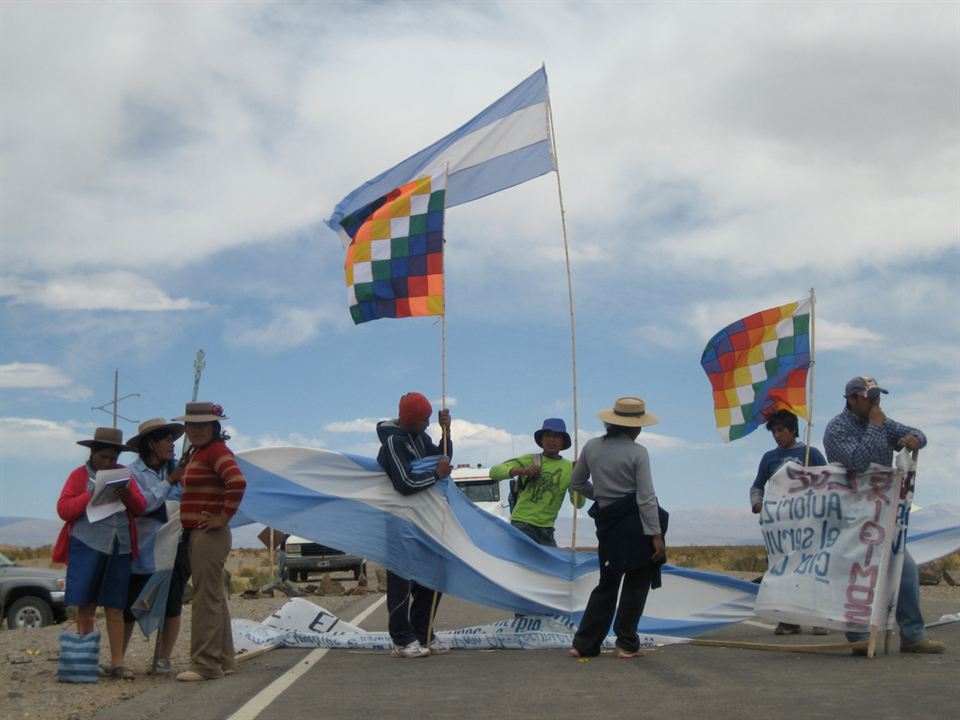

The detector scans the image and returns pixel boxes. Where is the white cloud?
[324,418,380,433]
[228,305,341,353]
[816,320,885,351]
[0,363,93,401]
[0,273,208,311]
[0,417,89,461]
[0,363,71,388]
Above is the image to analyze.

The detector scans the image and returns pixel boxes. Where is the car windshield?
[0,552,13,567]
[456,481,500,503]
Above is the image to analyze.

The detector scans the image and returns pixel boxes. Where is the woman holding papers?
[172,402,247,682]
[569,397,666,660]
[54,427,146,680]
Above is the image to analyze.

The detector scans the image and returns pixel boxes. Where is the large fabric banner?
[232,446,758,635]
[755,454,914,632]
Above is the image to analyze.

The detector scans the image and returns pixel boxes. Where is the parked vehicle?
[451,465,510,520]
[282,536,366,582]
[0,551,67,629]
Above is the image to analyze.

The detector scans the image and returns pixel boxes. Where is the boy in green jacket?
[490,418,584,547]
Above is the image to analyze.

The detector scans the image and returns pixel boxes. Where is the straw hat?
[173,402,228,423]
[125,417,185,452]
[597,397,659,427]
[77,427,125,449]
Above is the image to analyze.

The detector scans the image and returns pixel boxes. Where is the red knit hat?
[399,392,432,425]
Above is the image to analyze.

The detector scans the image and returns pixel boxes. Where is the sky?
[1,1,958,526]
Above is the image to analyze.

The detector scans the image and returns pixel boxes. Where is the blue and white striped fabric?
[326,67,556,236]
[57,629,100,683]
[908,524,960,566]
[234,447,759,637]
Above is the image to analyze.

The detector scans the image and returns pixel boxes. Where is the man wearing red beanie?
[376,392,452,658]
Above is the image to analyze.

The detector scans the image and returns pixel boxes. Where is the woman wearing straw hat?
[121,417,188,675]
[171,402,247,682]
[568,397,666,659]
[53,427,147,680]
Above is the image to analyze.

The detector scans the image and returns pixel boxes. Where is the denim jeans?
[845,549,925,643]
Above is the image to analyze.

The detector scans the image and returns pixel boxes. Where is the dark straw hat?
[77,427,125,449]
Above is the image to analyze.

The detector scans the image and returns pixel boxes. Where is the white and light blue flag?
[326,67,556,238]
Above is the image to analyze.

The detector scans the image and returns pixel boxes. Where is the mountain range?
[2,504,957,550]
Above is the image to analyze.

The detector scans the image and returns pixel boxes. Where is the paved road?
[93,593,959,720]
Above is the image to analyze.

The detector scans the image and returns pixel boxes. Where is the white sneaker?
[427,638,450,655]
[391,641,430,658]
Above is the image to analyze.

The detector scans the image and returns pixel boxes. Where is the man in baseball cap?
[823,374,945,655]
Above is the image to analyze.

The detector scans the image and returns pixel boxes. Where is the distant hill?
[2,504,957,549]
[0,517,62,548]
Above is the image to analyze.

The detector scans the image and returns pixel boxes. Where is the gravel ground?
[3,578,956,720]
[3,578,375,720]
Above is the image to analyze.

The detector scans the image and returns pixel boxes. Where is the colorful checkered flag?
[700,297,812,442]
[339,173,447,324]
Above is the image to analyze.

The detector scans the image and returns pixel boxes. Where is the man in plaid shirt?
[823,375,946,655]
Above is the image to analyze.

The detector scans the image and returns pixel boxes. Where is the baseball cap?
[844,375,889,399]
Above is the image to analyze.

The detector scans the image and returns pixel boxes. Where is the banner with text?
[755,452,914,632]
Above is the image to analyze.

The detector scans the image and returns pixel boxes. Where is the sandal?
[110,666,135,680]
[98,664,112,678]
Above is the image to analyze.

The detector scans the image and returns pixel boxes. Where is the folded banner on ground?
[233,598,688,654]
[233,446,758,634]
[701,297,811,442]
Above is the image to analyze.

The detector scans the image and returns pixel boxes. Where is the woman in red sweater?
[172,402,246,682]
[54,427,146,680]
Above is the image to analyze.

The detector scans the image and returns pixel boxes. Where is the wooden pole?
[545,69,581,547]
[426,167,450,652]
[803,288,816,467]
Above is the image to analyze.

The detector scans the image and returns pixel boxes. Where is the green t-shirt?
[489,453,584,528]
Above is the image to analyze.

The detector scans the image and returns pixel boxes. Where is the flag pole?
[545,67,581,548]
[803,288,816,467]
[428,167,451,652]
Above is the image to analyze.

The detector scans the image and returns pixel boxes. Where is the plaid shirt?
[823,407,926,472]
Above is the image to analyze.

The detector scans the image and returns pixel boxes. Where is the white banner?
[755,452,914,632]
[232,598,687,654]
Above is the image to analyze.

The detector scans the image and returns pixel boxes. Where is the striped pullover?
[180,440,247,529]
[376,419,452,495]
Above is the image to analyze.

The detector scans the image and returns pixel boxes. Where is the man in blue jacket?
[376,392,452,658]
[823,375,946,655]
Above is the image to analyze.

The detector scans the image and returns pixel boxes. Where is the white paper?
[86,468,130,522]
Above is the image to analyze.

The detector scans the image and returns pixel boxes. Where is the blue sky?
[1,2,958,524]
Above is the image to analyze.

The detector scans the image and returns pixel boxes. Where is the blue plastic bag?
[58,629,100,683]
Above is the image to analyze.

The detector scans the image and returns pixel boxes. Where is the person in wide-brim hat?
[597,396,659,428]
[125,418,185,453]
[569,393,665,660]
[490,417,583,548]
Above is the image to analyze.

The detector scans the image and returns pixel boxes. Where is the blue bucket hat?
[534,418,572,451]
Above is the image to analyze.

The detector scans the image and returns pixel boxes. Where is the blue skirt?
[64,536,132,609]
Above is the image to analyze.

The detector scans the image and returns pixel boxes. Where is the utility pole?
[91,369,139,428]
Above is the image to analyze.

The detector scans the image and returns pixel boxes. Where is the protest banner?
[755,452,914,647]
